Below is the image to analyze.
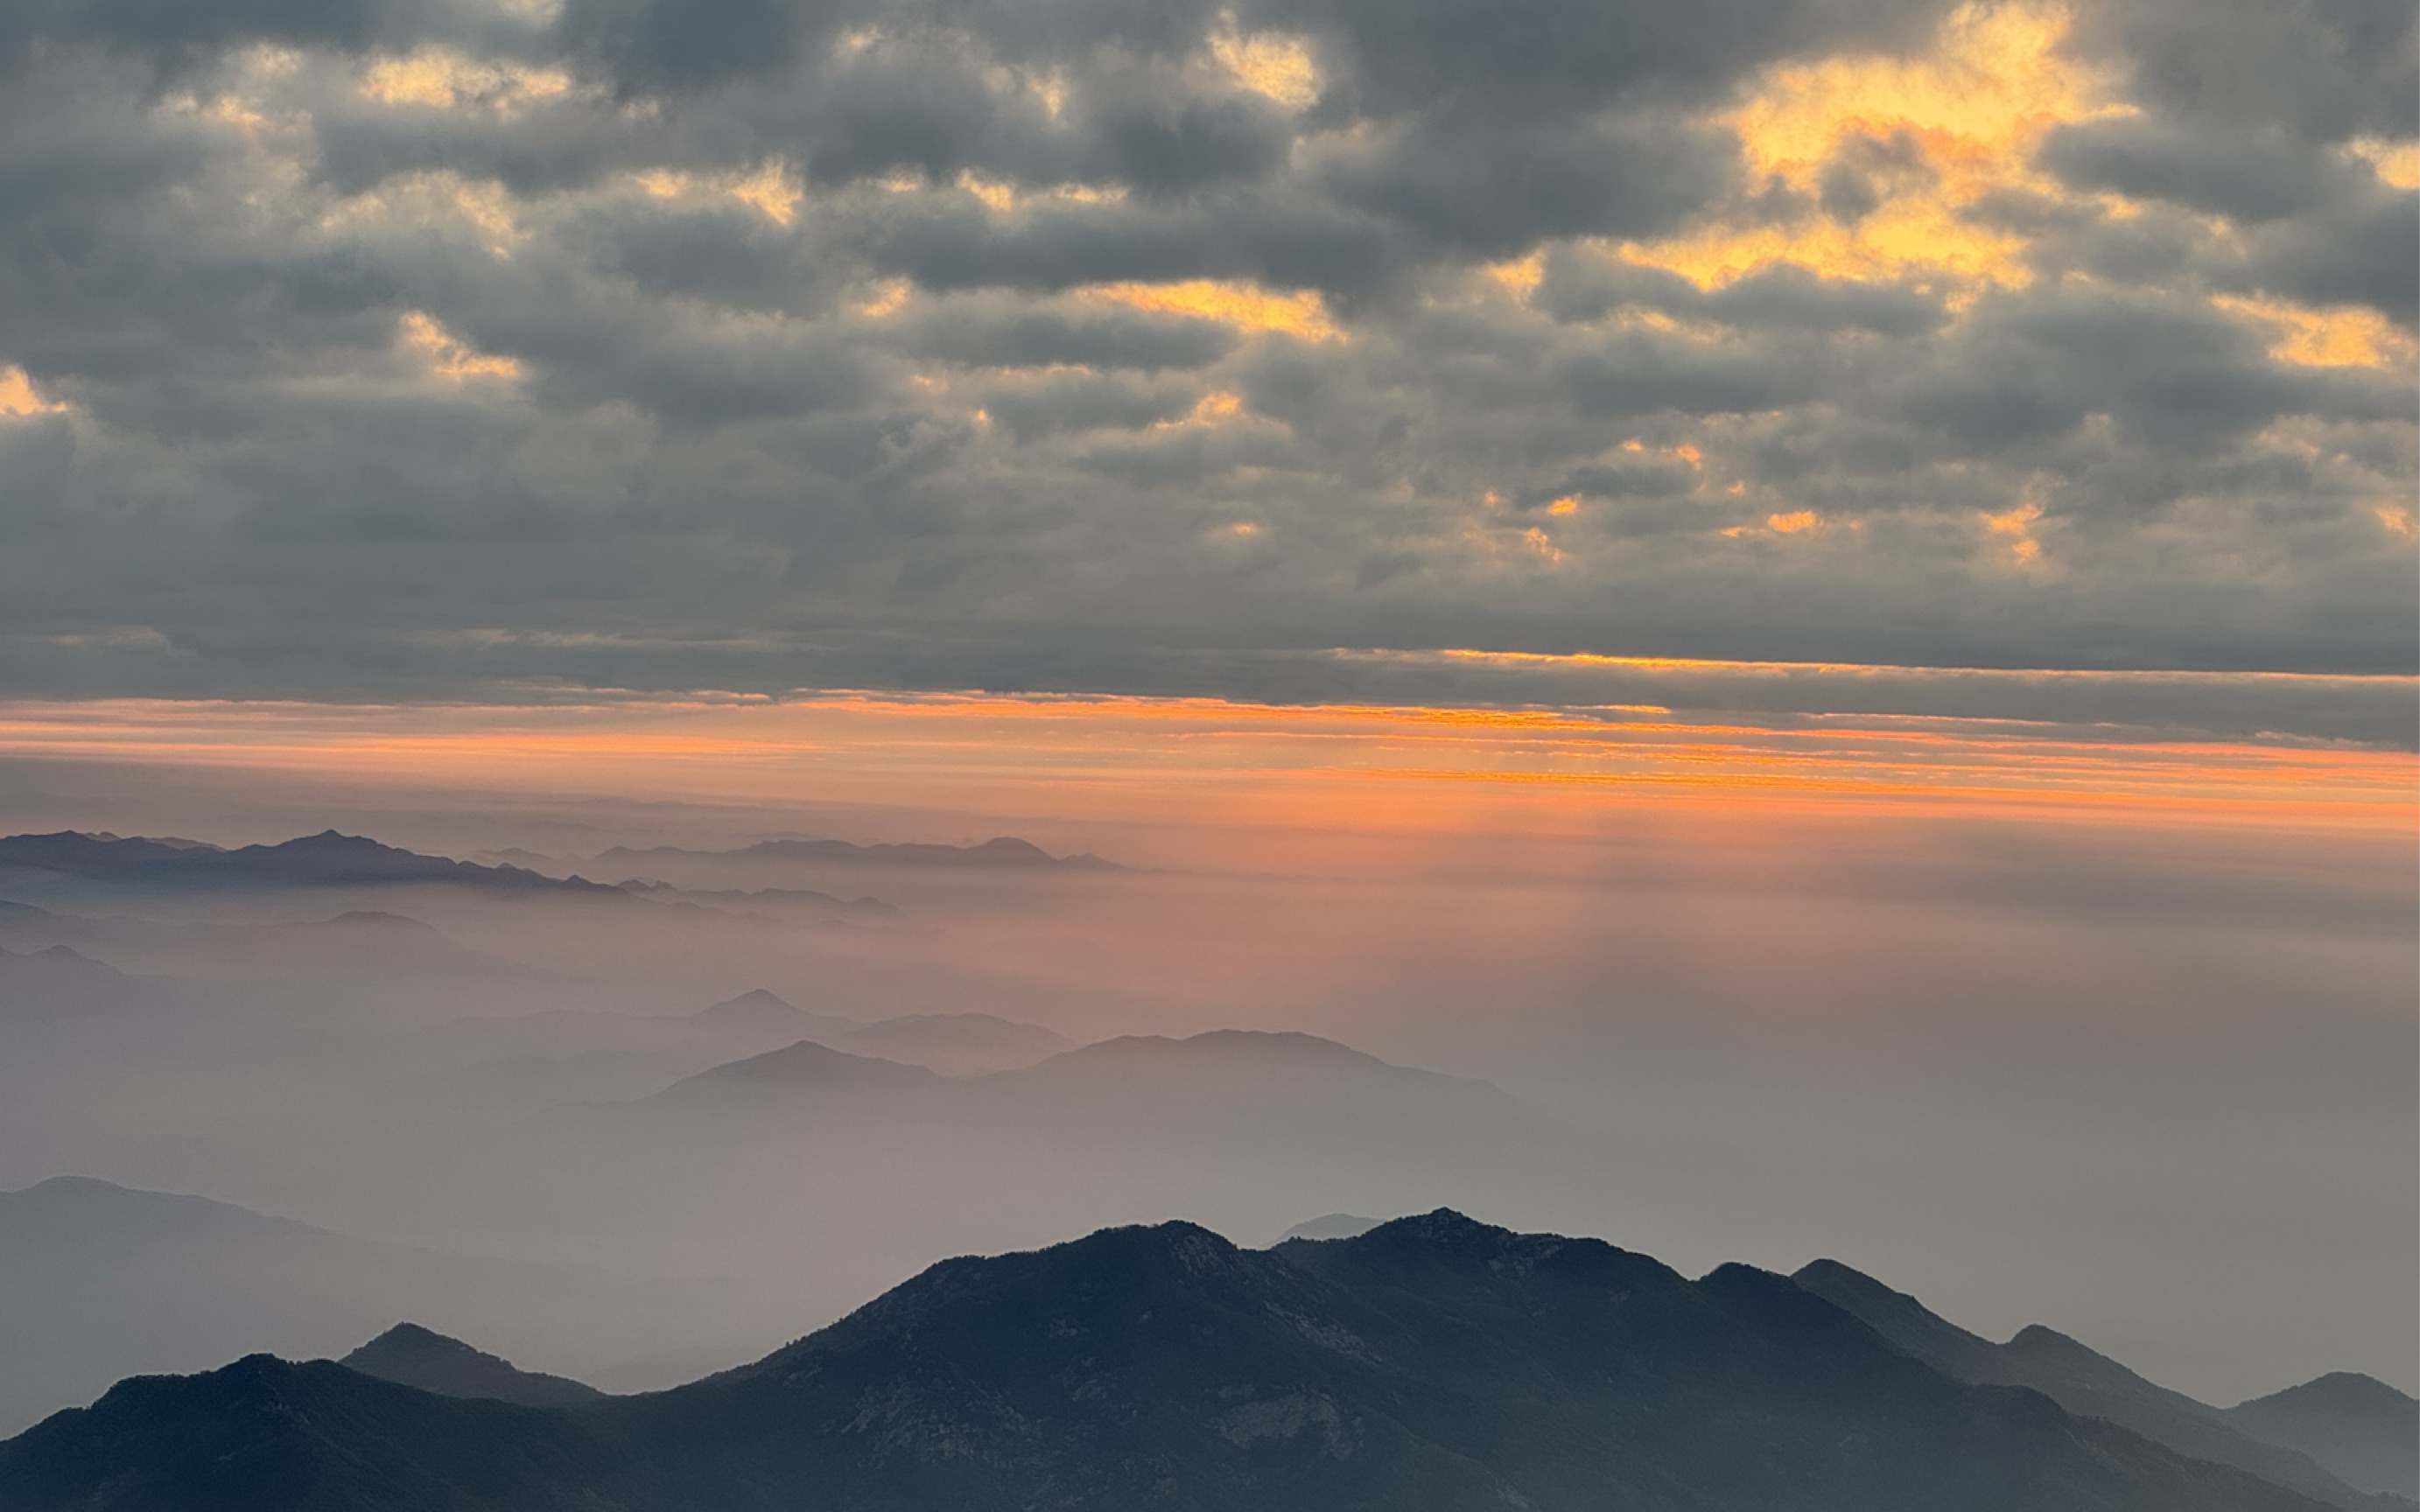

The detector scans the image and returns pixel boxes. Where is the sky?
[0,0,2411,706]
[0,0,2412,1410]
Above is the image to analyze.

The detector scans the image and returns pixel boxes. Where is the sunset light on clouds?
[0,0,2410,1478]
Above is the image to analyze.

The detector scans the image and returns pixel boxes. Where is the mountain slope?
[0,1357,615,1511]
[1792,1258,2399,1510]
[0,1211,2343,1511]
[341,1324,606,1409]
[2227,1375,2420,1499]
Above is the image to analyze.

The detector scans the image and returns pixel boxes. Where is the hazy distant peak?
[1054,1029,1381,1065]
[2226,1374,2420,1500]
[696,986,799,1017]
[691,989,864,1038]
[2242,1375,2420,1415]
[0,1175,319,1245]
[340,1323,605,1408]
[829,1013,1071,1076]
[317,911,439,931]
[681,1038,943,1091]
[1277,1213,1386,1243]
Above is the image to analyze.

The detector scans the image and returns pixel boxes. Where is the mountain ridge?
[1792,1257,2406,1511]
[0,1210,2349,1511]
[0,830,622,896]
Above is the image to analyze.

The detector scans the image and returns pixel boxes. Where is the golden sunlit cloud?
[1084,280,1342,340]
[1486,253,1546,301]
[0,366,67,416]
[2213,294,2416,369]
[1624,1,2124,290]
[398,312,522,382]
[730,160,802,225]
[1156,389,1246,429]
[950,172,1126,214]
[326,171,523,254]
[359,50,575,112]
[2377,505,2419,542]
[2346,135,2420,190]
[856,279,912,318]
[1209,18,1321,108]
[631,161,803,225]
[1981,500,2045,564]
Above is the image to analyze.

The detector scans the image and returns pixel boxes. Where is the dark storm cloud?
[0,0,2409,721]
[2076,0,2416,142]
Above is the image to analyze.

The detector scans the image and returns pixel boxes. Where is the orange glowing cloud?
[398,312,522,382]
[0,365,67,416]
[1624,1,2124,290]
[2212,295,2416,370]
[1084,280,1341,340]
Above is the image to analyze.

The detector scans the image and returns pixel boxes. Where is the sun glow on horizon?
[0,686,2403,843]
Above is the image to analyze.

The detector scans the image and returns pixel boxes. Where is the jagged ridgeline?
[0,1212,2374,1512]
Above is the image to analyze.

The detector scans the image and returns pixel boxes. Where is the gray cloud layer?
[0,0,2411,719]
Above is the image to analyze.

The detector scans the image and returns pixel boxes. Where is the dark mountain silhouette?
[341,1324,606,1409]
[0,1210,2340,1511]
[596,835,1117,871]
[0,830,621,894]
[1792,1258,2405,1511]
[2227,1375,2420,1499]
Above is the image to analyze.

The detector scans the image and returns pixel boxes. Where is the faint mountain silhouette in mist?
[2227,1375,2420,1501]
[1278,1212,1386,1242]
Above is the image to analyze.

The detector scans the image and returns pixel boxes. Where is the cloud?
[0,0,2407,719]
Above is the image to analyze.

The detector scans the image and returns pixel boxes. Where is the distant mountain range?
[626,1026,1525,1136]
[0,1210,2389,1511]
[0,830,619,894]
[685,989,1075,1075]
